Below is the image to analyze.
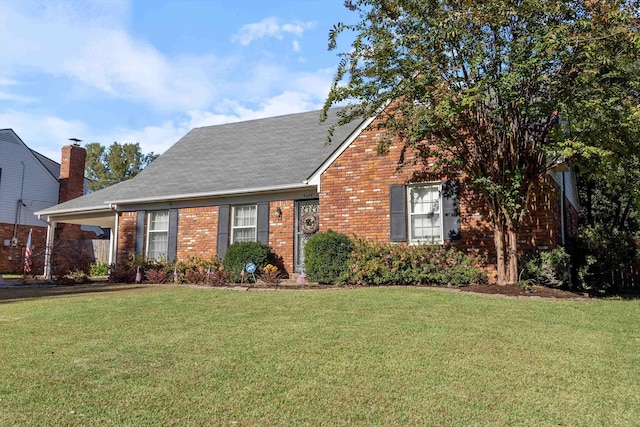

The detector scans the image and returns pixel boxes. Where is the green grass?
[1,286,639,426]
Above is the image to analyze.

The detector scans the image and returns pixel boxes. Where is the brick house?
[35,109,579,279]
[1,129,102,273]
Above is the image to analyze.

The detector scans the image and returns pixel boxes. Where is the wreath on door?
[300,212,319,234]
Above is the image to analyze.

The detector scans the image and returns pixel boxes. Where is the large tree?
[85,142,158,191]
[322,0,639,285]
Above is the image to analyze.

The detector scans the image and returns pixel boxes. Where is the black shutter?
[442,180,461,241]
[217,205,230,259]
[166,208,178,263]
[390,184,407,242]
[135,211,145,256]
[257,202,269,244]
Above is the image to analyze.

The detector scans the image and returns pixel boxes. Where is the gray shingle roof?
[37,108,365,215]
[30,149,60,180]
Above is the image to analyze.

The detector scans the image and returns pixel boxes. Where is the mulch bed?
[0,280,591,301]
[459,283,589,299]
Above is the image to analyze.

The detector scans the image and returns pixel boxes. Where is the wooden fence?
[611,261,640,290]
[90,239,110,264]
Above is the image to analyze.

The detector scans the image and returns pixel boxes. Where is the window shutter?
[166,208,178,263]
[135,211,145,255]
[389,184,407,242]
[257,202,269,244]
[217,205,230,259]
[442,180,461,241]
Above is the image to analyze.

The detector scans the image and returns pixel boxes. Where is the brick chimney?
[57,143,87,240]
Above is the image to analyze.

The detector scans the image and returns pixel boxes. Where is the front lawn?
[0,286,638,425]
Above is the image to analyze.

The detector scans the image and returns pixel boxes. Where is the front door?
[295,199,319,273]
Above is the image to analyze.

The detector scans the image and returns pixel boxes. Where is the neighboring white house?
[0,129,102,273]
[0,129,60,231]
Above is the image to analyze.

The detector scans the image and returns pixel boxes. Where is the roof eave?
[109,182,316,206]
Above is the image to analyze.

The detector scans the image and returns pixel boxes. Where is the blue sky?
[0,0,355,162]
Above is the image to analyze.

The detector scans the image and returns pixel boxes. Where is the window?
[231,205,257,243]
[146,210,169,260]
[408,183,443,244]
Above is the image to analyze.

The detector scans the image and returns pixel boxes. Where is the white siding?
[0,130,60,227]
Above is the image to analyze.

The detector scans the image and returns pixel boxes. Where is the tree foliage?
[85,142,158,191]
[323,0,640,284]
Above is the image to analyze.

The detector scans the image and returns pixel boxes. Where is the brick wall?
[177,206,219,260]
[320,117,564,265]
[115,202,298,275]
[269,200,295,277]
[117,212,137,262]
[0,223,47,273]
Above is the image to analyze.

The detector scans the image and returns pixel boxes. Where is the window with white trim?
[146,210,169,260]
[408,183,443,244]
[231,205,257,243]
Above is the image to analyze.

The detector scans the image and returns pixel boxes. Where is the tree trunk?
[493,219,519,285]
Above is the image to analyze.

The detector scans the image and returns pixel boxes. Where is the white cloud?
[232,17,314,46]
[292,40,301,52]
[0,92,36,104]
[0,0,226,111]
[0,110,90,161]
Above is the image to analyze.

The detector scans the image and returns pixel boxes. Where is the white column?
[43,219,57,280]
[109,212,119,265]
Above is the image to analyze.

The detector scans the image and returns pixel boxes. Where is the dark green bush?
[343,239,487,286]
[223,241,276,283]
[519,247,570,288]
[304,230,354,284]
[569,225,639,294]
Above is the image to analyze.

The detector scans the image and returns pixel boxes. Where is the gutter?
[36,205,114,219]
[35,182,315,217]
[107,182,314,205]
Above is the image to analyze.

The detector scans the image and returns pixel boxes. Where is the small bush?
[519,247,570,288]
[259,264,282,286]
[90,262,109,276]
[184,267,210,284]
[108,262,137,283]
[343,239,487,286]
[223,242,276,283]
[207,267,230,287]
[304,230,354,284]
[145,268,168,284]
[172,256,222,284]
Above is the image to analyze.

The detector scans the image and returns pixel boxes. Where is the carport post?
[43,219,56,280]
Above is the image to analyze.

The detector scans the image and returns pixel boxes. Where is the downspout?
[12,161,26,241]
[561,172,566,246]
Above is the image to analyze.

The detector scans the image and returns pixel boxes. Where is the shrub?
[569,225,639,293]
[172,256,228,285]
[343,239,487,286]
[108,262,137,283]
[304,230,354,284]
[51,240,94,281]
[145,268,168,284]
[207,267,230,287]
[90,262,109,277]
[223,241,276,283]
[183,267,210,285]
[259,264,282,286]
[519,247,570,288]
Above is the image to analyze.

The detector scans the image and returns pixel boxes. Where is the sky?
[0,0,355,162]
